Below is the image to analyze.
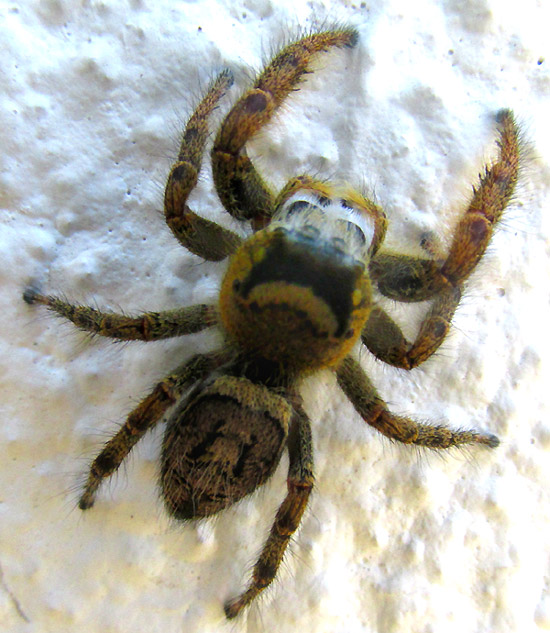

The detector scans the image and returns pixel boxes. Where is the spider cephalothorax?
[24,27,519,618]
[220,189,376,372]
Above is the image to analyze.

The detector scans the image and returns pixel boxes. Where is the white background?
[2,1,550,632]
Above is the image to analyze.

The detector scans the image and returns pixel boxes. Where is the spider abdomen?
[160,375,290,520]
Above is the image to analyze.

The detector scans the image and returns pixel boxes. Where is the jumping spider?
[24,28,520,618]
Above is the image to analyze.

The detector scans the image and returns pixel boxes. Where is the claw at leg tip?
[224,599,241,620]
[23,286,41,304]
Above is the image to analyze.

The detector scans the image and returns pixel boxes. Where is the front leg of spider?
[211,28,359,226]
[364,110,520,369]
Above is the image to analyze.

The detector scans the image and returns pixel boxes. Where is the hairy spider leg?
[164,69,243,260]
[336,355,499,449]
[363,109,520,369]
[363,286,462,369]
[23,287,217,341]
[78,351,228,509]
[211,28,359,227]
[224,401,314,619]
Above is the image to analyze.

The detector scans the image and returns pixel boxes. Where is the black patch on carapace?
[239,233,362,337]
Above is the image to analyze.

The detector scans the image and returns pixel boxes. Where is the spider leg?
[164,70,243,260]
[79,350,228,510]
[211,28,358,227]
[369,109,520,302]
[363,110,520,368]
[362,286,462,369]
[336,355,499,449]
[369,253,450,302]
[224,401,314,619]
[23,288,217,341]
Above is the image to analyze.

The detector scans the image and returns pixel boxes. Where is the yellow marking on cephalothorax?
[352,288,363,307]
[252,245,266,264]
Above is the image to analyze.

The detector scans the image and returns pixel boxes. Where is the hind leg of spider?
[224,402,314,619]
[336,355,499,448]
[78,350,228,510]
[164,69,242,260]
[212,28,358,227]
[362,285,462,369]
[23,287,217,341]
[369,109,520,302]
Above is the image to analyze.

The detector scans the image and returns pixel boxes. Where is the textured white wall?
[2,1,550,632]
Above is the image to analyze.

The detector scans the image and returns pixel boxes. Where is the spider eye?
[299,224,321,240]
[337,219,367,245]
[273,191,374,259]
[285,199,310,215]
[340,198,353,209]
[330,236,347,252]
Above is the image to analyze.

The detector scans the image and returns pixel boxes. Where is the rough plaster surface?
[2,1,550,632]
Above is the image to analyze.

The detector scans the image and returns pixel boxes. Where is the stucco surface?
[1,1,550,632]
